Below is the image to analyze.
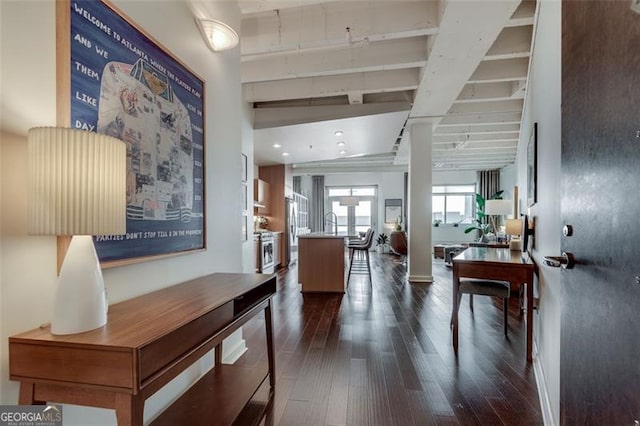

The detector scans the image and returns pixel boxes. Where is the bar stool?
[347,228,374,286]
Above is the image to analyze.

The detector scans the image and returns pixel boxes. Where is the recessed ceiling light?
[273,143,281,148]
[337,141,345,147]
[334,130,343,137]
[282,152,290,156]
[340,150,347,155]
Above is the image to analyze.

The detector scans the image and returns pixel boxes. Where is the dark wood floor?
[236,252,543,425]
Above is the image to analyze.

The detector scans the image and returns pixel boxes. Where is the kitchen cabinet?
[257,165,292,233]
[253,179,270,215]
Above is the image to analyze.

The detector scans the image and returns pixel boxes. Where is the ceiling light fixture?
[273,143,281,148]
[334,130,343,137]
[195,18,239,52]
[340,150,347,155]
[282,152,290,156]
[337,141,345,147]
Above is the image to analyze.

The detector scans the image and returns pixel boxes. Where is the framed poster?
[527,123,538,207]
[60,0,205,265]
[385,199,402,223]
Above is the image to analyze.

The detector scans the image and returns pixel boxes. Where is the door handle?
[543,252,575,269]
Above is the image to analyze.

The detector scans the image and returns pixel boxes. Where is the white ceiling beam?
[292,164,408,174]
[455,82,518,103]
[447,99,523,115]
[433,132,520,143]
[438,112,522,126]
[506,0,537,27]
[468,58,529,83]
[241,1,439,56]
[242,37,428,83]
[244,68,420,102]
[485,26,533,61]
[409,0,521,119]
[434,123,521,135]
[253,101,410,129]
[240,0,327,15]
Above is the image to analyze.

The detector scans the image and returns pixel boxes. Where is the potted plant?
[394,217,403,232]
[464,191,503,241]
[433,219,442,227]
[376,233,389,253]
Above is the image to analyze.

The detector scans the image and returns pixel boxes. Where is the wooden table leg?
[214,342,223,366]
[526,275,534,362]
[452,265,460,354]
[115,394,143,426]
[19,382,45,405]
[265,300,276,388]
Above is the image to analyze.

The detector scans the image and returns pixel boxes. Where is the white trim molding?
[533,342,556,426]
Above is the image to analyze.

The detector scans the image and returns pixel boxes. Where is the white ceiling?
[241,0,536,172]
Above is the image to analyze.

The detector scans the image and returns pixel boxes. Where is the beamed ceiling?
[240,0,536,173]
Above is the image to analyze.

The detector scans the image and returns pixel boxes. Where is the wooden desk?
[9,273,277,425]
[452,247,535,362]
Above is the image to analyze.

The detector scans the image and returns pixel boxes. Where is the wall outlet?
[632,0,640,14]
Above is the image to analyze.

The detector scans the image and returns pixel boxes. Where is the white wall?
[517,1,562,424]
[0,1,244,424]
[241,97,255,273]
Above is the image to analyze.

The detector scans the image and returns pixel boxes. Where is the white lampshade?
[196,18,239,52]
[28,127,126,335]
[484,199,512,216]
[28,127,126,236]
[505,218,523,236]
[339,196,360,206]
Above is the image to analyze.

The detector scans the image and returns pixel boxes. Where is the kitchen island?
[298,233,347,293]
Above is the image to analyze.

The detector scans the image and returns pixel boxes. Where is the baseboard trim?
[222,339,247,364]
[408,275,433,283]
[533,342,556,426]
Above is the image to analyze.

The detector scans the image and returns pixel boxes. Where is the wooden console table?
[452,247,535,362]
[9,273,276,425]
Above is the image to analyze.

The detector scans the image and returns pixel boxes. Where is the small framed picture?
[385,199,402,223]
[527,123,537,207]
[241,153,248,182]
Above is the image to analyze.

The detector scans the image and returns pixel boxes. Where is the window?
[327,186,377,235]
[432,184,475,224]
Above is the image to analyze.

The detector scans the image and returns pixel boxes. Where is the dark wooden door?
[561,1,640,423]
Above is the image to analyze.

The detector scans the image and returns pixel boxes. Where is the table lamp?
[505,218,523,250]
[484,199,512,237]
[28,127,126,335]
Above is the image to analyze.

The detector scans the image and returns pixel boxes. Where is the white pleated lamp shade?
[28,127,126,236]
[484,199,512,216]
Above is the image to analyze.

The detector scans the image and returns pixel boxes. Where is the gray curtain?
[311,175,324,232]
[477,169,501,201]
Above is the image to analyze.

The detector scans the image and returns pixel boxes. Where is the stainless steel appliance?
[284,198,298,265]
[259,231,275,274]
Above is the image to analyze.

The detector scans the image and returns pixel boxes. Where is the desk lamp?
[28,127,126,335]
[484,199,512,239]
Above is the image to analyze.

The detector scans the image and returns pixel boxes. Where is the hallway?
[237,252,543,425]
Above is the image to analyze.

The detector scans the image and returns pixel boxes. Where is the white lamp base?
[509,238,522,251]
[51,235,107,335]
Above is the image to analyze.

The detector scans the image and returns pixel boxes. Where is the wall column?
[407,120,433,282]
